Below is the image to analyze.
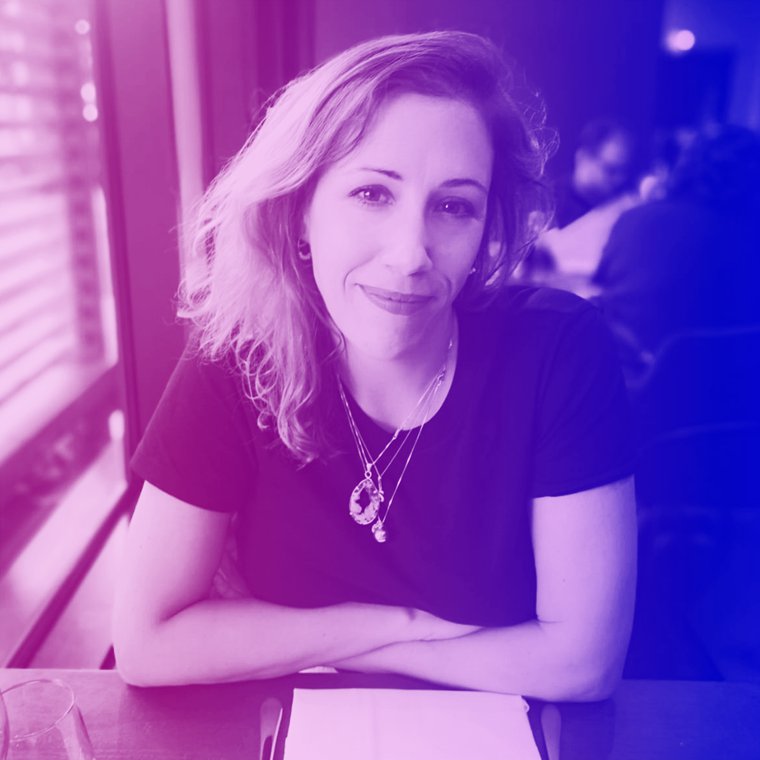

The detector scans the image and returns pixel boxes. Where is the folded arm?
[330,478,637,702]
[112,483,476,687]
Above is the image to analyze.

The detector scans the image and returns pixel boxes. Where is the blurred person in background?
[637,128,695,203]
[554,119,638,230]
[112,31,636,700]
[592,124,760,377]
[596,125,760,684]
[525,119,640,287]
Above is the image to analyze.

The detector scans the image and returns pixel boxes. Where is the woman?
[113,31,636,701]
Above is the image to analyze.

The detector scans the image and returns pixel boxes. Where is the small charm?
[371,520,387,543]
[349,478,382,525]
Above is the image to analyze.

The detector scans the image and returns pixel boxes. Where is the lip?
[359,284,434,316]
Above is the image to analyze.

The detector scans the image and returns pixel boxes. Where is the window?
[0,0,283,668]
[0,0,125,662]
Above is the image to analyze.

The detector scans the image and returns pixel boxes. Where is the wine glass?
[0,688,9,760]
[0,679,95,759]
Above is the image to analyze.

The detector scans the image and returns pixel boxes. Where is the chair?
[624,327,760,681]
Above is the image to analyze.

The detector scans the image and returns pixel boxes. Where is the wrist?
[342,603,419,648]
[409,608,481,641]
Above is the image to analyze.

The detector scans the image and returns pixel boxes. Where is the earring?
[468,265,477,276]
[297,240,311,261]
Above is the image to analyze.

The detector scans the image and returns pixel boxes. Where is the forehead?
[328,93,493,183]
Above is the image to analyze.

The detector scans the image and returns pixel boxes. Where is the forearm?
[331,619,626,702]
[115,596,476,687]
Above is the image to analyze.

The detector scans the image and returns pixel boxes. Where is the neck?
[339,313,457,432]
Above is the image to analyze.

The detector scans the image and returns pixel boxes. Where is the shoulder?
[459,285,613,380]
[463,284,602,342]
[175,339,242,389]
[153,338,251,423]
[499,283,595,317]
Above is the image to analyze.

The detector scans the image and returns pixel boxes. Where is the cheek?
[310,262,347,330]
[309,237,361,314]
[310,217,380,286]
[310,255,340,304]
[432,222,485,274]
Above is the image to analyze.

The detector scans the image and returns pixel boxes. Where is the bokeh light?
[80,81,96,102]
[665,29,696,53]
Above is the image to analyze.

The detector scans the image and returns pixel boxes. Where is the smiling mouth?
[359,285,434,315]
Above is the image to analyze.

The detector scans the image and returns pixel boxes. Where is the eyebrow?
[357,168,488,195]
[359,167,402,180]
[441,178,489,195]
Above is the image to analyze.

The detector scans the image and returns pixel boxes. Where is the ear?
[300,207,311,244]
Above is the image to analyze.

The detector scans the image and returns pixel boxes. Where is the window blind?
[0,0,107,412]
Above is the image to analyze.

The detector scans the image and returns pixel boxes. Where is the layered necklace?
[337,332,454,543]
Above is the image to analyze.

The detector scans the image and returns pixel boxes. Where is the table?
[1,669,758,759]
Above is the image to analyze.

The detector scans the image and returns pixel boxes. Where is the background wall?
[312,0,665,174]
[663,0,760,128]
[190,0,757,183]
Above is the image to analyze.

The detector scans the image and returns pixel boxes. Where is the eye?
[436,198,477,218]
[349,185,392,206]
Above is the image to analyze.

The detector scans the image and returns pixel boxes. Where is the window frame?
[1,0,316,668]
[0,0,184,667]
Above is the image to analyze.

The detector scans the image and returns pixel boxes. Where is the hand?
[409,608,480,642]
[328,611,479,676]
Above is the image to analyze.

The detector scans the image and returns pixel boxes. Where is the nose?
[379,206,433,276]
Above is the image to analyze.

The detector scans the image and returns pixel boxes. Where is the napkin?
[283,688,541,760]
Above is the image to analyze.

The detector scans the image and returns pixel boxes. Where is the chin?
[336,299,450,360]
[345,325,424,361]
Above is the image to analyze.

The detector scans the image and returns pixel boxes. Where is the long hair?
[179,31,555,463]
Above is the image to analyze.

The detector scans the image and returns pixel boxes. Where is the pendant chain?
[370,369,445,539]
[338,364,441,483]
[338,331,454,543]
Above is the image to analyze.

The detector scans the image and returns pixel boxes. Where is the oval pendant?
[349,478,382,525]
[371,520,387,543]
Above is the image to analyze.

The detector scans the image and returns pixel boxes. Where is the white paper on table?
[283,688,542,760]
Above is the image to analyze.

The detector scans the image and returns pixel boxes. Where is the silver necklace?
[338,335,453,543]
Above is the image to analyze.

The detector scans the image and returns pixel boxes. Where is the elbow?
[112,598,183,687]
[568,663,622,702]
[114,641,181,688]
[527,625,628,702]
[112,613,147,686]
[112,618,171,688]
[114,649,148,687]
[549,618,631,702]
[113,637,160,688]
[561,651,625,702]
[115,660,151,688]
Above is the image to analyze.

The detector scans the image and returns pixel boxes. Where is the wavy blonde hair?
[179,31,554,463]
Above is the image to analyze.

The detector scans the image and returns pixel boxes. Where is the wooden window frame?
[1,0,184,667]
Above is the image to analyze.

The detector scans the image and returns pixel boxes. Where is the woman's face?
[303,93,493,361]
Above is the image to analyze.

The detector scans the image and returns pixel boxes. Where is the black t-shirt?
[131,286,633,627]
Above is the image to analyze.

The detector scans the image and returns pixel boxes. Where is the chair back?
[631,326,760,508]
[626,327,760,680]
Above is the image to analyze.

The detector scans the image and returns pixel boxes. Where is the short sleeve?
[531,303,634,497]
[130,346,258,512]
